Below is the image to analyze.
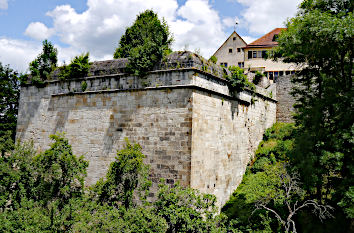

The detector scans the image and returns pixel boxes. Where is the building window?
[248,50,268,59]
[229,48,233,53]
[220,62,228,67]
[237,48,241,53]
[238,62,244,68]
[285,71,290,75]
[252,51,257,58]
[274,71,279,82]
[233,37,236,41]
[269,72,274,80]
[279,71,284,76]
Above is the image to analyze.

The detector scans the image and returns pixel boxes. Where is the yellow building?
[243,28,298,81]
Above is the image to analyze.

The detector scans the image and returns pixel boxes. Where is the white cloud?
[20,0,226,62]
[44,0,179,59]
[0,38,40,72]
[241,36,257,44]
[24,22,54,41]
[0,0,8,10]
[235,0,301,35]
[222,17,237,28]
[170,0,226,57]
[0,38,82,73]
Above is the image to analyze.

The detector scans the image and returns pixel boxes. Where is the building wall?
[244,47,298,72]
[213,32,246,68]
[17,69,277,207]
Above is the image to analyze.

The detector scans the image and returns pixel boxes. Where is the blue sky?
[0,0,301,72]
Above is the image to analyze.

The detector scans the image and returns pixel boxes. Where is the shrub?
[209,55,218,64]
[81,81,88,92]
[225,66,255,92]
[58,53,90,80]
[69,53,90,78]
[253,71,264,85]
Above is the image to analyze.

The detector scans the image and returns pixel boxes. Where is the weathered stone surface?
[158,51,228,78]
[45,51,229,83]
[276,75,295,123]
[17,66,277,207]
[191,90,276,205]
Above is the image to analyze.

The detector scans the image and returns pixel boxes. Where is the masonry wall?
[17,71,196,194]
[190,89,276,206]
[17,69,277,206]
[276,75,295,123]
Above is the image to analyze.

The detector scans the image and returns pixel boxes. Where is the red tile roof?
[244,28,286,49]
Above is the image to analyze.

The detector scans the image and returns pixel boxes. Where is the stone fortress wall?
[276,75,296,123]
[16,52,285,206]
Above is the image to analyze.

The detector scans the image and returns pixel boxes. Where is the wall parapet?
[21,68,276,105]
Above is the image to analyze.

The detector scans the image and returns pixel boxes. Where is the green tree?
[0,142,36,210]
[113,10,173,76]
[94,138,151,208]
[274,0,353,219]
[29,39,58,84]
[33,133,89,208]
[71,201,168,233]
[223,123,296,232]
[223,123,335,232]
[154,181,226,233]
[0,63,22,154]
[0,199,51,232]
[1,135,238,232]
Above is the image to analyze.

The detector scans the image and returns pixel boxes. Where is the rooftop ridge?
[245,28,286,48]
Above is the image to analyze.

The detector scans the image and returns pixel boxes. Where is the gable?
[213,31,247,56]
